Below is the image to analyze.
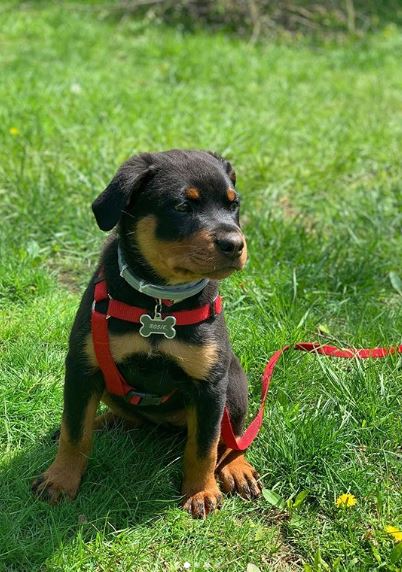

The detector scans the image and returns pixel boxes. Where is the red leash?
[220,341,402,451]
[91,276,401,451]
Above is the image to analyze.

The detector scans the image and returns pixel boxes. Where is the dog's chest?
[86,330,218,382]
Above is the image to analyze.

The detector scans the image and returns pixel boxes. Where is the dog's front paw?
[32,465,81,504]
[182,486,223,518]
[217,456,261,499]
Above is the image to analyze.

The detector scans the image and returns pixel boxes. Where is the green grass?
[1,3,402,571]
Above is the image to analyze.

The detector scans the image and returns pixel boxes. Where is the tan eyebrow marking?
[185,187,200,200]
[227,188,237,202]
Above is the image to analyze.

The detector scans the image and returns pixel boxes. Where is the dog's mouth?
[174,260,245,282]
[202,267,239,280]
[151,241,247,283]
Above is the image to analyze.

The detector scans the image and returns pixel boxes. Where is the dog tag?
[139,313,176,339]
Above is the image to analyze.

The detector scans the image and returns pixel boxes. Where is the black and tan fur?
[32,150,261,518]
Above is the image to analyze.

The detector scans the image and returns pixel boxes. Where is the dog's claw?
[182,488,222,518]
[32,468,81,504]
[217,456,261,500]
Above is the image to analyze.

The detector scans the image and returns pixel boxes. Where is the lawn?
[0,2,401,571]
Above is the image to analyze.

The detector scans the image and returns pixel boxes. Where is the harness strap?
[107,296,222,325]
[221,341,402,451]
[91,304,139,401]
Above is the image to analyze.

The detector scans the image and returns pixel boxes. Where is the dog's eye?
[174,201,193,213]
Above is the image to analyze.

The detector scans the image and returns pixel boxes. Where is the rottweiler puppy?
[32,149,261,518]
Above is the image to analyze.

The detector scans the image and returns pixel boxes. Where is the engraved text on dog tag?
[139,313,176,339]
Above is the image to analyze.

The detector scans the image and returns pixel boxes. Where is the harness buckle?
[126,390,165,407]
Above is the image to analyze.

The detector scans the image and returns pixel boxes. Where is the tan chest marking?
[159,339,218,380]
[85,331,152,368]
[85,332,217,381]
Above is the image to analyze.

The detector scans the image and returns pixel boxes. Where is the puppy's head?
[92,150,247,284]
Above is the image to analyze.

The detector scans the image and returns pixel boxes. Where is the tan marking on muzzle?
[134,215,219,284]
[238,235,247,266]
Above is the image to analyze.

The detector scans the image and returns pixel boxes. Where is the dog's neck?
[117,240,209,303]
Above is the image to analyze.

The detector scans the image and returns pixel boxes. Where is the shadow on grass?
[0,423,186,570]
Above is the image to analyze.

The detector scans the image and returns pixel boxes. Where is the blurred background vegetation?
[19,0,402,39]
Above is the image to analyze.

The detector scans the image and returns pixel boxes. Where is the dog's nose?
[215,233,244,258]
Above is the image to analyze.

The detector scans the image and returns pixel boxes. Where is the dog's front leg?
[32,355,102,503]
[182,386,225,518]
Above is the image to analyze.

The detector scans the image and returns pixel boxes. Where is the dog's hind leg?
[93,409,144,431]
[93,393,145,431]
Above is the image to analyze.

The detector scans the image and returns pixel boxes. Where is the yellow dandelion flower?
[9,127,20,136]
[385,525,402,543]
[336,493,357,508]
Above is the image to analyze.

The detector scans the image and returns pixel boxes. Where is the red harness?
[91,276,402,451]
[91,276,223,406]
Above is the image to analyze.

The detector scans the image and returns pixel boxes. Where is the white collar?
[118,245,209,303]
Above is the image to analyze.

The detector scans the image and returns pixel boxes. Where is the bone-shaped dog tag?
[139,313,176,339]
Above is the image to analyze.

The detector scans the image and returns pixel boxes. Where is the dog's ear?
[92,154,155,231]
[207,151,236,186]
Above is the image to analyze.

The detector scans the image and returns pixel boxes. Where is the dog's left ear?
[92,153,155,231]
[207,151,236,186]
